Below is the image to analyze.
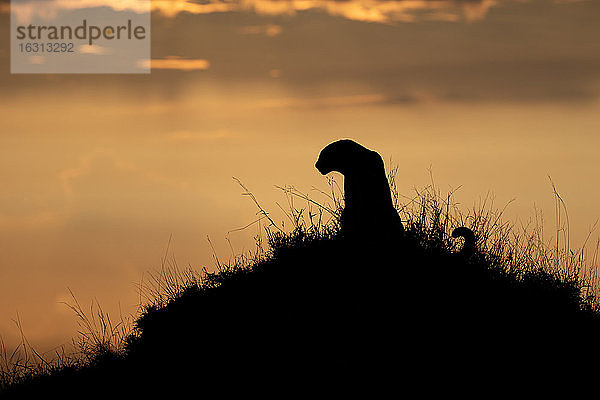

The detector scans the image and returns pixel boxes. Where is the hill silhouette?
[3,201,600,397]
[2,140,600,396]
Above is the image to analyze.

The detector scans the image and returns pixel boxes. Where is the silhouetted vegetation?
[2,178,600,396]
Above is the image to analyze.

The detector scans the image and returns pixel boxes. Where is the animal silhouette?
[452,227,476,257]
[315,139,403,243]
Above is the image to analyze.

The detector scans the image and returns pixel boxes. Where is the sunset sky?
[1,0,600,353]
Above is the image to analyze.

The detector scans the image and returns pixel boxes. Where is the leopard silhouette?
[315,139,403,244]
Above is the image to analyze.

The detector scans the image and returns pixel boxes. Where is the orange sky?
[1,0,600,354]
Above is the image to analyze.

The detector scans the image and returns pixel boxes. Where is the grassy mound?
[2,185,600,396]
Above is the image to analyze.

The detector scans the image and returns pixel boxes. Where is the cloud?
[1,0,599,104]
[238,24,283,37]
[158,0,500,23]
[2,0,500,23]
[79,44,112,55]
[150,0,234,17]
[255,93,388,108]
[320,0,498,23]
[138,57,211,71]
[28,55,45,64]
[2,1,594,26]
[8,0,150,24]
[4,0,229,20]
